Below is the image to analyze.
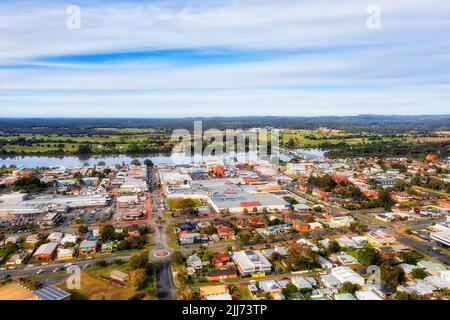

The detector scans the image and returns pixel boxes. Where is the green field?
[281,129,404,148]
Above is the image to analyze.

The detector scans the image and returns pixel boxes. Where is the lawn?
[237,285,253,300]
[167,198,202,210]
[59,271,136,300]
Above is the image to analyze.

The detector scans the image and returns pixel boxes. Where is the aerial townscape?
[0,0,449,309]
[0,118,449,301]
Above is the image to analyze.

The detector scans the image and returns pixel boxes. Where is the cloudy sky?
[0,0,449,117]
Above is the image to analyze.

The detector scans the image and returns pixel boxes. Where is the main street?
[146,165,177,300]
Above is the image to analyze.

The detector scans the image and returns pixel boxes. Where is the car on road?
[26,264,34,268]
[0,267,6,271]
[64,263,72,268]
[7,266,16,270]
[53,267,63,272]
[36,269,44,274]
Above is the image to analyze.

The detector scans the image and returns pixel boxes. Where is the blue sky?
[0,0,449,117]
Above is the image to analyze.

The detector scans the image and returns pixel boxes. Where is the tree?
[411,268,427,280]
[129,268,148,290]
[117,240,129,251]
[130,159,141,166]
[339,281,360,294]
[78,225,88,233]
[326,240,341,255]
[100,224,115,242]
[381,264,405,288]
[358,245,383,266]
[77,144,92,154]
[172,251,185,265]
[144,159,154,167]
[130,252,149,270]
[284,241,317,271]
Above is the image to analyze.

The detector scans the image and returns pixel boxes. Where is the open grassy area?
[59,271,136,300]
[237,285,254,300]
[0,130,172,156]
[281,129,404,148]
[167,198,202,210]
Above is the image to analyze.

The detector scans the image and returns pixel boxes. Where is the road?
[355,212,450,266]
[0,254,133,279]
[156,259,177,300]
[146,165,178,300]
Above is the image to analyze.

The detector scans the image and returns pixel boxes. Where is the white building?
[330,267,365,286]
[232,250,272,276]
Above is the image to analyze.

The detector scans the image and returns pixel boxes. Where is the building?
[367,230,396,247]
[33,242,58,260]
[79,240,97,255]
[330,267,365,286]
[206,268,238,281]
[232,250,272,276]
[179,233,202,245]
[56,248,74,261]
[34,285,71,300]
[200,285,232,300]
[430,230,450,247]
[355,290,383,300]
[110,270,129,282]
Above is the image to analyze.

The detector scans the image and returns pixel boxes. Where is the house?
[259,280,282,297]
[110,270,129,282]
[60,234,78,246]
[329,215,355,227]
[126,225,140,237]
[101,242,115,253]
[206,268,238,281]
[33,242,58,260]
[216,225,235,239]
[390,192,413,203]
[186,254,204,270]
[56,248,74,261]
[200,285,232,300]
[25,234,39,245]
[334,252,358,266]
[79,240,97,255]
[6,253,28,265]
[179,233,202,245]
[318,256,334,270]
[210,253,232,268]
[291,276,313,290]
[416,260,448,276]
[47,232,64,243]
[5,236,19,244]
[367,230,396,247]
[355,290,383,300]
[320,274,340,289]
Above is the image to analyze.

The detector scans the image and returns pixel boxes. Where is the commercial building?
[33,242,59,260]
[430,230,450,247]
[232,250,272,276]
[330,267,365,286]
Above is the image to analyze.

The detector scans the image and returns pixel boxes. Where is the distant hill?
[0,115,449,134]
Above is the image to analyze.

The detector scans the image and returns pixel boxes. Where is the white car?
[26,264,34,268]
[7,266,16,270]
[64,263,72,268]
[36,269,44,274]
[0,267,6,271]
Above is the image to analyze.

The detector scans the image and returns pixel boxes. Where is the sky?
[0,0,449,117]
